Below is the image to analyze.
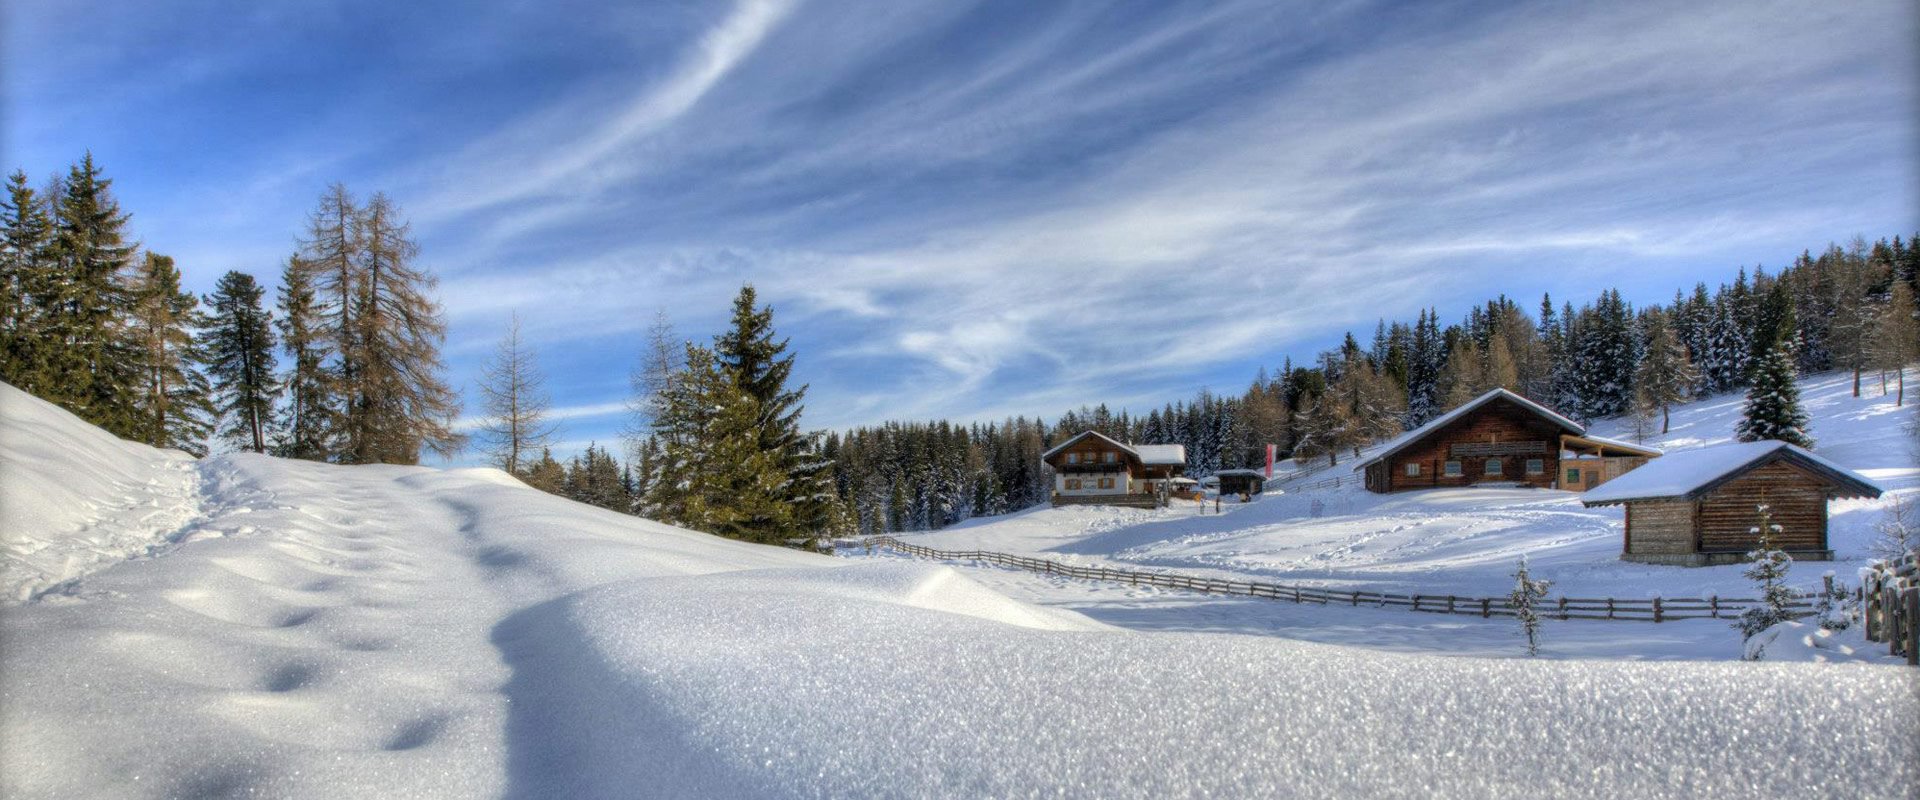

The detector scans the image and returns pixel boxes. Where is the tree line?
[481,232,1915,541]
[0,154,460,464]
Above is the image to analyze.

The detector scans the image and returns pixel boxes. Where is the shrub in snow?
[1506,556,1552,657]
[1868,492,1919,562]
[1812,571,1851,633]
[1735,504,1797,656]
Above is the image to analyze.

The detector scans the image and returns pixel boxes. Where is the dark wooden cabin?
[1213,469,1268,497]
[1358,389,1585,493]
[1582,441,1882,566]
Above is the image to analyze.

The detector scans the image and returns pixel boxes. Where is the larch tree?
[274,255,334,460]
[299,184,363,456]
[348,192,462,463]
[1870,281,1917,406]
[203,270,279,453]
[127,252,213,455]
[1634,309,1697,434]
[475,313,556,476]
[1735,340,1814,448]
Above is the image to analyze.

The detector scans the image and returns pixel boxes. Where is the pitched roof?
[1041,430,1136,461]
[1562,433,1665,458]
[1581,441,1882,507]
[1134,444,1187,465]
[1355,389,1584,471]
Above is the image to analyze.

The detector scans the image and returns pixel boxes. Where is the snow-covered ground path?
[5,383,1918,797]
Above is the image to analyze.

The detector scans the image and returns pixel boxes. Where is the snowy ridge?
[1,382,208,602]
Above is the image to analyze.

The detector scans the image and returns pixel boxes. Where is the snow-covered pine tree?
[1735,503,1797,650]
[1735,341,1814,448]
[475,313,556,476]
[274,255,334,460]
[1507,555,1552,657]
[128,252,214,456]
[203,270,279,453]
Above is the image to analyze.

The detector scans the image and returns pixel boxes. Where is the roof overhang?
[1041,430,1138,463]
[1560,434,1664,459]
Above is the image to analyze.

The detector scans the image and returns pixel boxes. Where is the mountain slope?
[2,382,1915,797]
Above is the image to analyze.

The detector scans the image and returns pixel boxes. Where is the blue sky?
[5,0,1915,460]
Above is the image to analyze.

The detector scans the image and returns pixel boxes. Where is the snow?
[4,377,1918,797]
[1132,443,1187,465]
[901,372,1920,644]
[1,382,204,602]
[1582,439,1879,505]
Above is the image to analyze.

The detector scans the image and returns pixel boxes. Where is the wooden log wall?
[1381,399,1564,492]
[1696,462,1830,552]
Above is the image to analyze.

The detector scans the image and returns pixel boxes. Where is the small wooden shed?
[1581,441,1882,566]
[1213,469,1267,497]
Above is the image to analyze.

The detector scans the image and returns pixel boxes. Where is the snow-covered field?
[884,373,1919,661]
[4,380,1918,797]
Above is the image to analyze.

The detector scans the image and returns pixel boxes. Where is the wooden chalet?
[1582,441,1882,566]
[1357,389,1658,493]
[1043,431,1187,509]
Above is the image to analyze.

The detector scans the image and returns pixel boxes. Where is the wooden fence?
[1862,551,1920,665]
[858,536,1815,624]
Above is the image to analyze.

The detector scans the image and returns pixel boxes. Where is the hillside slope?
[2,382,1915,797]
[909,372,1916,600]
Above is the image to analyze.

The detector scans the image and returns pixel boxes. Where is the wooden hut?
[1581,441,1882,566]
[1213,469,1268,498]
[1558,433,1664,491]
[1042,431,1187,508]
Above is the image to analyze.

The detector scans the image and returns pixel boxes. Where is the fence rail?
[857,536,1818,624]
[1862,551,1920,665]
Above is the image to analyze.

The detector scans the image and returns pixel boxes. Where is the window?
[1444,460,1462,477]
[1065,478,1082,490]
[1404,463,1421,477]
[1526,458,1544,475]
[1566,468,1581,483]
[1485,458,1503,476]
[1102,452,1116,464]
[1067,453,1080,464]
[1098,477,1115,489]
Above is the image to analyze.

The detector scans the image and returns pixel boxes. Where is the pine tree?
[0,170,55,388]
[203,270,279,452]
[41,153,144,436]
[1736,341,1813,448]
[475,313,556,475]
[1736,503,1797,650]
[127,252,213,455]
[712,285,834,537]
[274,255,334,459]
[522,448,566,494]
[1507,556,1552,657]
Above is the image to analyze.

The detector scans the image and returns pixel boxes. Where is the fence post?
[1481,598,1491,618]
[1558,597,1569,620]
[1413,595,1423,612]
[1653,597,1663,623]
[1906,587,1919,667]
[1709,594,1719,620]
[1606,598,1615,620]
[1864,572,1882,643]
[1446,595,1456,614]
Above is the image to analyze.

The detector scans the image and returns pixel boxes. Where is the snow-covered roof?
[1041,430,1136,461]
[1581,441,1882,507]
[1562,433,1664,458]
[1355,389,1585,471]
[1134,444,1187,465]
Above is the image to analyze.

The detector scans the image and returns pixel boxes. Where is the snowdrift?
[3,380,1917,797]
[0,382,204,601]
